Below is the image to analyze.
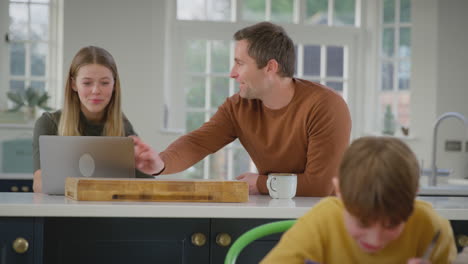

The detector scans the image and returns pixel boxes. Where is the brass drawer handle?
[191,233,206,247]
[12,237,29,254]
[216,233,232,247]
[21,186,30,192]
[11,186,19,192]
[457,234,468,247]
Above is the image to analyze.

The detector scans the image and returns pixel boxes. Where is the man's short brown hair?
[233,21,295,77]
[339,136,420,226]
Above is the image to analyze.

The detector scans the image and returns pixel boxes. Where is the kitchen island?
[1,193,468,263]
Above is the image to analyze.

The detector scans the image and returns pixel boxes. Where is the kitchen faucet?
[429,112,468,186]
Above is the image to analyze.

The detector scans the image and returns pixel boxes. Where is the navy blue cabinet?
[0,218,40,264]
[0,180,33,192]
[43,218,210,264]
[1,217,467,263]
[42,218,285,264]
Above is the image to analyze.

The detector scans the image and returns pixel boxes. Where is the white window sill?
[0,123,34,129]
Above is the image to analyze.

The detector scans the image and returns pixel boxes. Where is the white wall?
[62,0,176,151]
[410,0,468,180]
[435,0,468,179]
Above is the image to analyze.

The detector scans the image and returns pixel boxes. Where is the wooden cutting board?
[65,177,249,203]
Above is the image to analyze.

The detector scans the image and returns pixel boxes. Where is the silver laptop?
[39,135,136,195]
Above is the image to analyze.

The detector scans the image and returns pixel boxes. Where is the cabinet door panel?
[0,218,34,264]
[450,220,468,252]
[211,218,287,264]
[43,218,209,264]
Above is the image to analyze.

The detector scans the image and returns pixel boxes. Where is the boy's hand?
[129,136,165,175]
[407,258,430,264]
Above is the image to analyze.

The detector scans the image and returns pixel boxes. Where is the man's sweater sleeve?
[160,100,237,174]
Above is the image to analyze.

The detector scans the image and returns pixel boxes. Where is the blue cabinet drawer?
[0,179,33,192]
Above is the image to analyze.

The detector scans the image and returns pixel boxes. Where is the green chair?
[224,219,297,264]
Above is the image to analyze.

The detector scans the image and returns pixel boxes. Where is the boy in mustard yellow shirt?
[262,136,456,264]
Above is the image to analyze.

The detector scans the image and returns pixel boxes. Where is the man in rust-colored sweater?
[132,22,351,197]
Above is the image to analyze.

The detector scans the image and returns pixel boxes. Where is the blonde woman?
[32,46,148,193]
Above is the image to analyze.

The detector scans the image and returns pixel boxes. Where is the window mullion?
[25,2,31,90]
[296,44,304,77]
[265,0,271,21]
[205,41,212,113]
[328,0,334,26]
[320,45,326,84]
[232,0,239,22]
[293,0,301,24]
[393,0,400,121]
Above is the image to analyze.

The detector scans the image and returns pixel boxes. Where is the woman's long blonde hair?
[58,46,124,136]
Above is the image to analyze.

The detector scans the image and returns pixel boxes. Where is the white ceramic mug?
[266,173,297,199]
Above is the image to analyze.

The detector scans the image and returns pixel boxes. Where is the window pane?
[398,91,410,126]
[233,147,252,178]
[381,62,394,91]
[326,46,344,77]
[210,149,228,180]
[326,81,343,92]
[31,24,49,41]
[31,43,47,76]
[184,160,204,179]
[32,0,50,3]
[242,0,265,21]
[31,4,48,24]
[177,0,205,20]
[398,60,410,90]
[177,0,231,21]
[399,27,411,57]
[211,77,229,108]
[10,43,26,76]
[206,0,231,21]
[31,81,46,93]
[400,0,411,23]
[211,40,230,73]
[186,40,206,73]
[334,0,355,26]
[383,0,395,24]
[186,111,205,132]
[271,0,293,23]
[305,0,327,25]
[10,80,25,94]
[382,28,394,57]
[9,3,28,40]
[31,4,49,41]
[303,45,320,76]
[186,76,205,108]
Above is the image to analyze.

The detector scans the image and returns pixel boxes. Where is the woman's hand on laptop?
[129,136,165,175]
[33,170,42,193]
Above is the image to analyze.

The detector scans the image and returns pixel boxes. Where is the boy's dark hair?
[339,136,420,226]
[233,21,295,77]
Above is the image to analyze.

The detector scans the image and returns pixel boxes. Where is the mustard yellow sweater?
[160,79,351,196]
[262,197,457,264]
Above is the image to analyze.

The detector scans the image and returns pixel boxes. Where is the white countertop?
[1,193,468,220]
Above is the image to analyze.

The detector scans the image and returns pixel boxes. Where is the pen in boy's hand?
[304,259,320,264]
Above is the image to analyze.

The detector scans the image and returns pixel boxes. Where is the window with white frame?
[167,0,360,180]
[0,0,60,120]
[378,0,411,135]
